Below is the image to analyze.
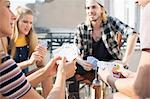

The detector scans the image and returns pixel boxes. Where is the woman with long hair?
[0,0,76,98]
[10,6,46,74]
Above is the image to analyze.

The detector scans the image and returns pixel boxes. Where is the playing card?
[52,43,79,61]
[39,40,48,48]
[97,61,123,71]
[87,56,99,70]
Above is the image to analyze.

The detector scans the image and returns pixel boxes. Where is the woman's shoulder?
[0,52,32,99]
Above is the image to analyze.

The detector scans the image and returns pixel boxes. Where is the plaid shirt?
[74,16,136,60]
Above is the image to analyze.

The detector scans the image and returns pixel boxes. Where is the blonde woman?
[6,6,52,97]
[0,1,76,99]
[9,6,47,74]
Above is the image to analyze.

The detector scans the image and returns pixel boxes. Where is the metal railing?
[38,31,141,53]
[38,32,75,53]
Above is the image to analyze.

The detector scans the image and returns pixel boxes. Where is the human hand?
[76,56,93,71]
[119,69,136,78]
[44,56,62,77]
[107,60,127,78]
[64,60,77,79]
[113,60,129,69]
[109,62,135,78]
[98,68,113,85]
[87,56,98,70]
[28,51,43,65]
[56,57,77,79]
[34,44,47,58]
[79,59,93,71]
[34,44,48,67]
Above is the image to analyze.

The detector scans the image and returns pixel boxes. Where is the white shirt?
[140,2,150,49]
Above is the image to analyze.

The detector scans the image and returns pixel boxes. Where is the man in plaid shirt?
[68,0,138,98]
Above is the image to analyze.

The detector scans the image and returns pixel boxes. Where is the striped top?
[0,52,31,99]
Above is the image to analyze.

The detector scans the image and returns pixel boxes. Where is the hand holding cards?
[39,40,48,48]
[97,61,125,78]
[87,56,99,70]
[52,43,80,61]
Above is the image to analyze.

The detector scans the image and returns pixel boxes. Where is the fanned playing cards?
[52,43,80,61]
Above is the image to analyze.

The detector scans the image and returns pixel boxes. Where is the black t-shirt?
[92,38,114,61]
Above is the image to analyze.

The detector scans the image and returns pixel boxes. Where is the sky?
[10,0,36,12]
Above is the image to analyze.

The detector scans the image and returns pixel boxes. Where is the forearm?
[17,60,33,70]
[102,74,136,97]
[27,67,48,87]
[47,72,66,99]
[114,77,136,97]
[115,51,150,97]
[20,87,43,99]
[41,77,53,98]
[106,75,117,89]
[122,33,138,65]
